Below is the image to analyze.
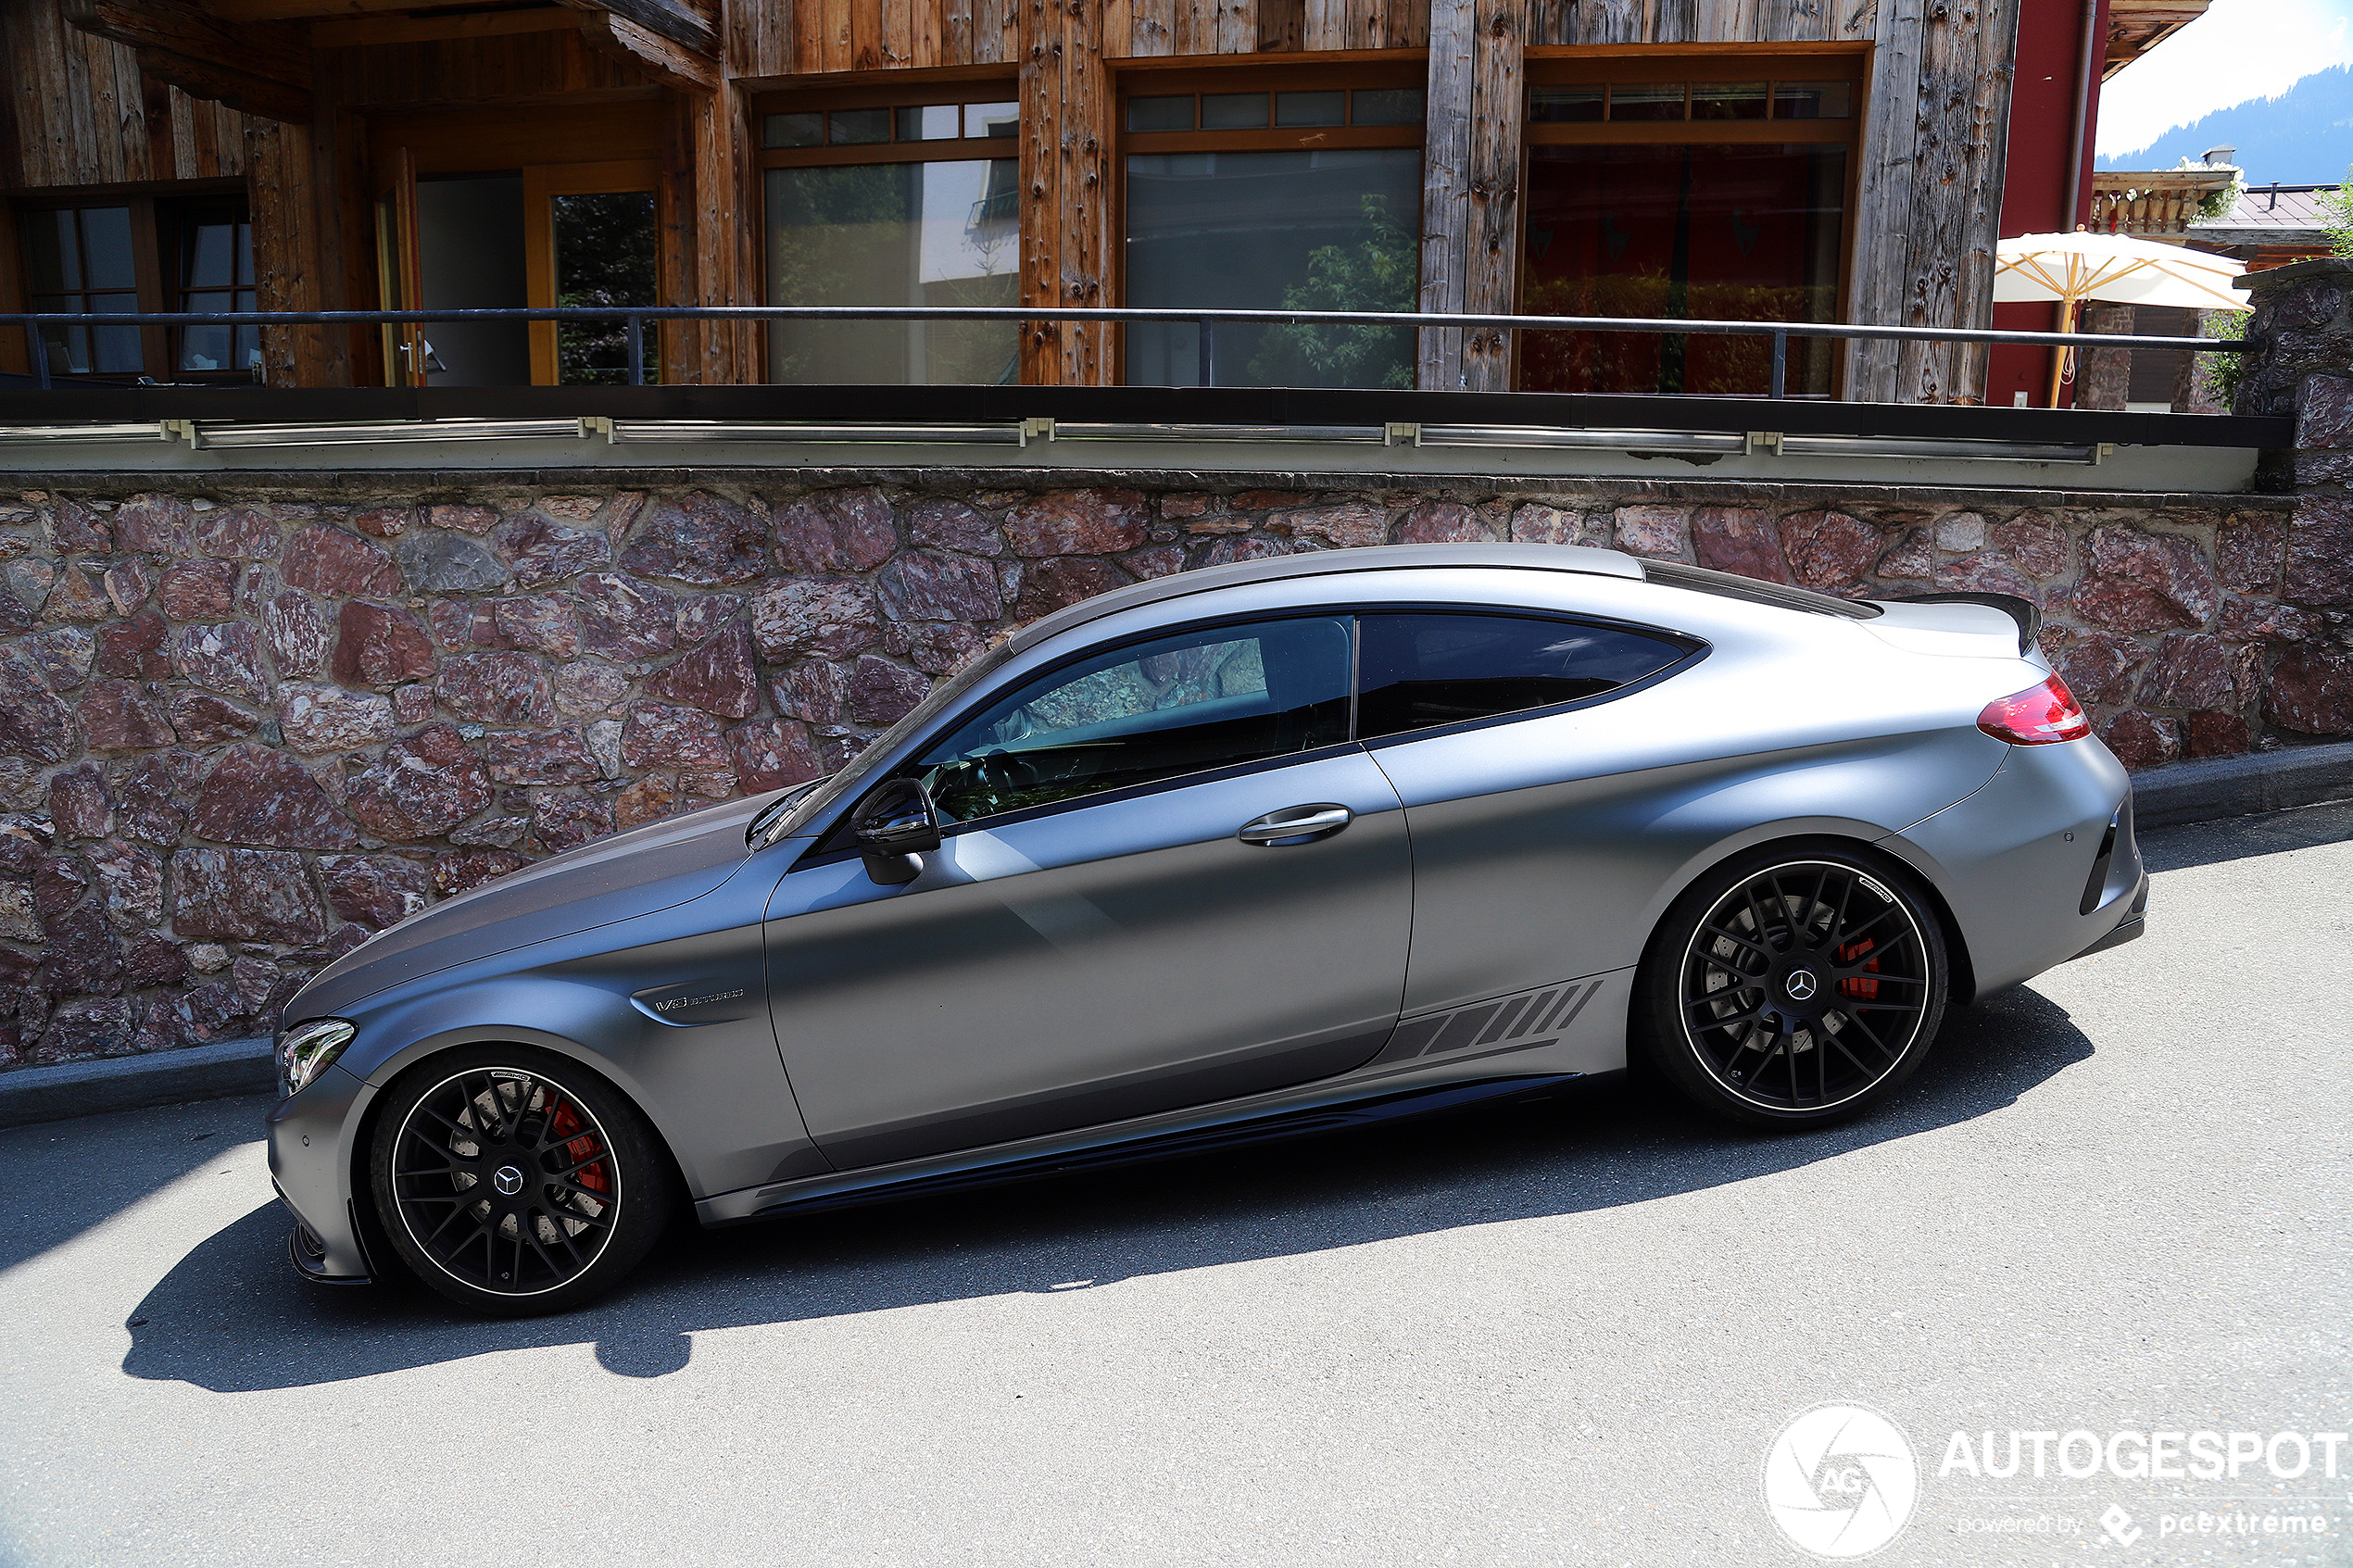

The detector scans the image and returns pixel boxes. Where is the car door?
[1352,609,1703,1015]
[763,613,1412,1171]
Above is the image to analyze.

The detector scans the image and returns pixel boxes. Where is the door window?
[907,617,1354,825]
[1356,613,1690,740]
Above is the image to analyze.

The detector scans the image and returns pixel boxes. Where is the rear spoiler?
[1891,593,2041,655]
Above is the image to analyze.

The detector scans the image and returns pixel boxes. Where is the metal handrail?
[6,304,2246,398]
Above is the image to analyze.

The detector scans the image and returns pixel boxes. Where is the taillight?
[1977,672,2092,745]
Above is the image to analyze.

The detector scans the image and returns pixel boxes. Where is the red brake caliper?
[548,1101,611,1198]
[1837,937,1881,1001]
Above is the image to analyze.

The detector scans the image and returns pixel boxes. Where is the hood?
[287,794,768,1021]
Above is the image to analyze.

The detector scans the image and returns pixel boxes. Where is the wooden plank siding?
[0,0,2023,399]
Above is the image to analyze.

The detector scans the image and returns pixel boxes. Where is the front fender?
[331,923,829,1203]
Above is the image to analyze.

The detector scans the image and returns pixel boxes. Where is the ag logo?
[1761,1403,1919,1558]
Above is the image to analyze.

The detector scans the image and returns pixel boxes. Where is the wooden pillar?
[661,83,752,384]
[246,119,346,388]
[1018,0,1113,385]
[1848,0,2020,402]
[1418,0,1522,391]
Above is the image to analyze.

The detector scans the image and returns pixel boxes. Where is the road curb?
[0,742,2348,1133]
[2132,739,2353,830]
[0,1037,272,1131]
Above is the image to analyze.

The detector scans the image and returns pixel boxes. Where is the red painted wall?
[1984,0,2108,407]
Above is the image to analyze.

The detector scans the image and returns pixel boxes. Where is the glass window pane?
[1275,91,1345,128]
[183,220,235,287]
[1352,88,1425,126]
[25,209,76,292]
[1200,92,1268,129]
[1124,147,1421,388]
[1529,86,1604,123]
[79,207,136,289]
[830,107,892,144]
[180,321,237,372]
[764,111,824,147]
[236,323,259,370]
[553,190,660,385]
[1126,95,1194,132]
[1356,615,1686,740]
[913,617,1354,823]
[1518,143,1849,396]
[235,220,254,285]
[898,104,961,141]
[1692,82,1768,120]
[965,100,1019,138]
[766,158,1019,385]
[1609,83,1686,121]
[87,295,143,374]
[1772,81,1853,119]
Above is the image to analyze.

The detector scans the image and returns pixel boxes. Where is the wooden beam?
[576,11,719,90]
[1417,0,1472,386]
[1017,0,1113,385]
[210,0,430,18]
[134,45,313,122]
[553,0,717,55]
[67,0,313,121]
[311,6,581,47]
[1460,0,1525,390]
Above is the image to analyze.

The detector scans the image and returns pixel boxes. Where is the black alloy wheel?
[1637,849,1948,1128]
[368,1046,674,1314]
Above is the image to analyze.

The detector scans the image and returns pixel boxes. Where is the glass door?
[523,160,661,385]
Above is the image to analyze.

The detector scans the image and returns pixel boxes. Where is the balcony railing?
[1,303,2246,400]
[2089,169,2236,237]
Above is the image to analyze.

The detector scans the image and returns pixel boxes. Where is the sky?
[2095,0,2353,160]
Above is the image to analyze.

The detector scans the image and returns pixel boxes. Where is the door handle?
[1238,804,1353,845]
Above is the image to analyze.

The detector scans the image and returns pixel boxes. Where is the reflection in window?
[1356,614,1689,740]
[553,192,660,385]
[1124,149,1421,387]
[176,209,258,374]
[25,206,141,376]
[765,159,1019,384]
[911,617,1354,823]
[1519,143,1847,396]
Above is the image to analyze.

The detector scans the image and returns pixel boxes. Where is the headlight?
[276,1019,357,1098]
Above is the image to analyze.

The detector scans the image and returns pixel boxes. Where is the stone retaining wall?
[0,471,2335,1071]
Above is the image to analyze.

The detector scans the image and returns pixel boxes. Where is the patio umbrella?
[1994,230,2246,407]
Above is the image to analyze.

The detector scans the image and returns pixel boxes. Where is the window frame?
[799,601,1708,864]
[9,183,258,384]
[1112,58,1428,388]
[751,77,1022,386]
[522,159,662,387]
[1516,45,1867,398]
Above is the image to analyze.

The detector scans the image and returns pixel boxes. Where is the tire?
[1632,845,1949,1130]
[367,1045,676,1316]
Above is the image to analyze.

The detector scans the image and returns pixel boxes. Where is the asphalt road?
[2,802,2347,1568]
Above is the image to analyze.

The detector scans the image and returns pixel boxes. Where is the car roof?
[1008,542,1645,655]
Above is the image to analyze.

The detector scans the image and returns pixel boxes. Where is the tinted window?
[1356,613,1688,740]
[909,617,1353,825]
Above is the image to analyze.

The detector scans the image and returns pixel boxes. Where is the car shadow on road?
[120,983,2094,1393]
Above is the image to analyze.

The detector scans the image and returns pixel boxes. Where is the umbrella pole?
[2045,295,2079,408]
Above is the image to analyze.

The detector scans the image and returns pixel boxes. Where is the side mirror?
[853,778,940,885]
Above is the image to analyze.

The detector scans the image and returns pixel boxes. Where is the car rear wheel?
[1635,847,1948,1129]
[367,1046,675,1315]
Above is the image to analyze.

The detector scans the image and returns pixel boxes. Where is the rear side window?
[1356,612,1691,741]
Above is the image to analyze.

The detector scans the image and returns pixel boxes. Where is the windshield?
[750,633,1024,844]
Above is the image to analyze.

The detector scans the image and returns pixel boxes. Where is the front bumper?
[264,1060,376,1284]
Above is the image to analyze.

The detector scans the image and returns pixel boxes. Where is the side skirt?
[701,1072,1600,1227]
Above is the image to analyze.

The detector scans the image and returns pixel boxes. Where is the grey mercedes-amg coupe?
[266,542,2145,1314]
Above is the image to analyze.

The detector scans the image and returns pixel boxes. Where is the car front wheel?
[1635,847,1949,1129]
[367,1046,675,1315]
